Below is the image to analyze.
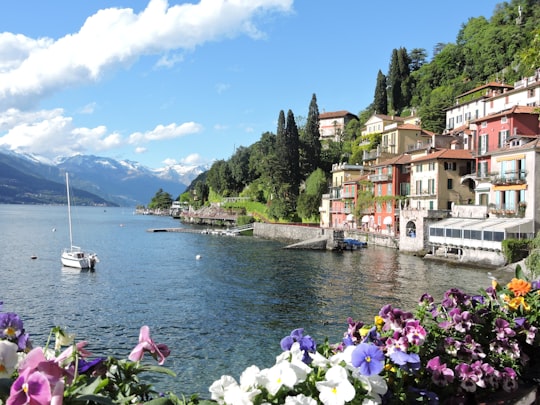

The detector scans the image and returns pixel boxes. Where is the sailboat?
[61,173,98,269]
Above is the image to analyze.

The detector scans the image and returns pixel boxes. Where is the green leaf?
[73,394,115,405]
[515,264,525,281]
[140,365,177,377]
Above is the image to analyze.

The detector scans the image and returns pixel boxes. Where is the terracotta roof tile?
[319,110,357,120]
[412,149,473,162]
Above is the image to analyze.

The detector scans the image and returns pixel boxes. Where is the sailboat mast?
[66,173,74,249]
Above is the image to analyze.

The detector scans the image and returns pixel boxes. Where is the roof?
[374,153,411,167]
[473,105,539,122]
[412,148,473,163]
[430,217,534,234]
[319,110,357,120]
[456,82,514,99]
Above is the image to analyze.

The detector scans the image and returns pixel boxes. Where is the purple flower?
[404,320,426,346]
[389,350,420,372]
[8,371,52,405]
[351,343,385,376]
[0,312,29,350]
[280,328,316,364]
[494,318,516,340]
[378,304,413,332]
[426,357,454,387]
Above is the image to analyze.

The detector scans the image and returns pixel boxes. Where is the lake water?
[0,204,512,398]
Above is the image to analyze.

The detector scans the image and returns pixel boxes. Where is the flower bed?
[1,266,539,404]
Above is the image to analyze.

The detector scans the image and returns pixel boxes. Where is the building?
[319,111,358,141]
[320,163,372,229]
[409,148,475,211]
[368,154,411,234]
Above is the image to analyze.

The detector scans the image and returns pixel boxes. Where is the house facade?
[368,154,411,234]
[319,111,358,141]
[320,163,372,229]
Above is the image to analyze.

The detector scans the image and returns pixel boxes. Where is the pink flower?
[129,326,170,365]
[7,371,52,405]
[426,356,454,387]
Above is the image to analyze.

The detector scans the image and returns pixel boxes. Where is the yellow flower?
[507,278,531,297]
[507,296,530,312]
[374,315,384,330]
[359,326,371,337]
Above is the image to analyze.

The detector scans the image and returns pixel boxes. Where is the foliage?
[0,306,198,405]
[299,94,322,178]
[209,268,540,404]
[526,231,540,279]
[373,70,388,115]
[502,238,531,264]
[296,169,327,220]
[148,189,173,210]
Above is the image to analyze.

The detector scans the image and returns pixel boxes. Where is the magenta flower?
[7,371,52,405]
[494,318,516,340]
[426,356,454,387]
[404,320,426,346]
[129,326,170,365]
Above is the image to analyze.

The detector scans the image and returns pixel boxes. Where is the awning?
[346,214,354,222]
[383,216,393,225]
[361,215,370,223]
[429,217,534,234]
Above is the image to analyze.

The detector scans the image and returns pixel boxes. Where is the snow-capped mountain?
[0,149,208,206]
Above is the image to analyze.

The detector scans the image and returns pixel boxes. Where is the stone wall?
[253,223,324,242]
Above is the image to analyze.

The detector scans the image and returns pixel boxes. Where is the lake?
[0,204,512,398]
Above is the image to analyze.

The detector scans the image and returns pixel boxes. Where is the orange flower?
[507,278,531,297]
[507,296,530,312]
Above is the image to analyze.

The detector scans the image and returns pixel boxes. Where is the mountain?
[0,149,207,206]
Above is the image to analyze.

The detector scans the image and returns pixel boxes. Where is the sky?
[0,0,504,170]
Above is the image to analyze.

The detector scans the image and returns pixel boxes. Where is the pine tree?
[373,70,388,115]
[388,47,411,114]
[300,93,322,177]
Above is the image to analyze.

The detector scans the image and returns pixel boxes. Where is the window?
[479,134,488,155]
[478,161,488,178]
[416,164,423,172]
[501,116,508,124]
[447,179,453,190]
[444,162,457,170]
[416,180,422,194]
[428,179,435,194]
[481,121,487,128]
[498,130,509,147]
[428,162,435,171]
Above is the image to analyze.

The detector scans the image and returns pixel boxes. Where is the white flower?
[0,340,18,377]
[315,365,355,405]
[356,374,387,404]
[260,361,299,396]
[239,365,261,390]
[209,375,238,404]
[285,393,318,405]
[223,382,260,405]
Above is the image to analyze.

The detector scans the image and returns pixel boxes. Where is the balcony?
[490,170,528,186]
[368,173,392,183]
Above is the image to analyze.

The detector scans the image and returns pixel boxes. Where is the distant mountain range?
[0,149,208,206]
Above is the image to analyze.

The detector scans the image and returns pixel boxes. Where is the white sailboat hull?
[61,247,97,269]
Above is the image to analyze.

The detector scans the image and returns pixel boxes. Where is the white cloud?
[128,121,203,144]
[0,0,294,110]
[216,83,231,94]
[135,146,147,154]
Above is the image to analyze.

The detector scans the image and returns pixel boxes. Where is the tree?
[387,47,411,114]
[229,146,253,192]
[373,70,388,115]
[300,94,322,177]
[409,48,428,72]
[296,168,327,220]
[206,159,234,195]
[148,188,173,209]
[272,109,301,219]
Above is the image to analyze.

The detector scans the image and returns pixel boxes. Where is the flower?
[507,278,531,297]
[0,340,18,377]
[128,325,171,365]
[315,365,355,405]
[7,371,51,405]
[351,343,385,376]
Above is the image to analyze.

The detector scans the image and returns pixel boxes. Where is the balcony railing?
[368,173,392,182]
[490,170,528,186]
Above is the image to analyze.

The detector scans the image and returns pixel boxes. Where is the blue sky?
[0,0,503,170]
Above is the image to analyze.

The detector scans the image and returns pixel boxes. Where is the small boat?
[343,238,368,250]
[61,173,98,270]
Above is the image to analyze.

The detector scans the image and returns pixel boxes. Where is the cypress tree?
[300,93,322,177]
[373,70,388,115]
